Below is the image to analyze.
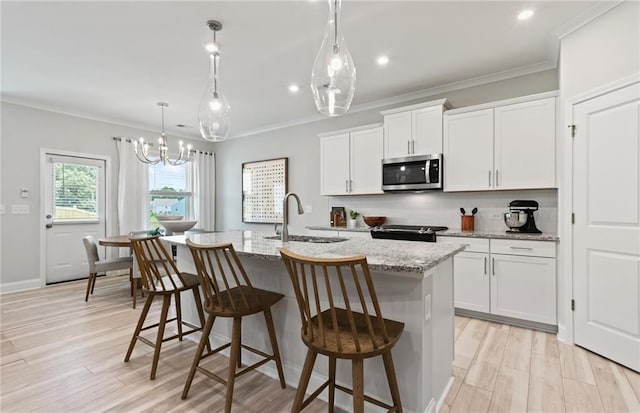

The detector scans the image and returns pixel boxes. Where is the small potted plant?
[348,209,359,228]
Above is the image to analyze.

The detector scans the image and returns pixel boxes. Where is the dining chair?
[125,234,208,380]
[181,240,286,413]
[279,248,405,413]
[82,235,134,303]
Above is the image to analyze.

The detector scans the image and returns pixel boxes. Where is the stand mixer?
[503,200,542,234]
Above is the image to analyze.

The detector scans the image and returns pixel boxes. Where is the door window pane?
[54,163,98,219]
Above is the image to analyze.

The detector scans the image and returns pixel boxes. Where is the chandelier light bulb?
[311,0,356,117]
[199,20,231,142]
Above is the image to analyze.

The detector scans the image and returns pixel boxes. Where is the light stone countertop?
[306,226,559,242]
[163,230,465,277]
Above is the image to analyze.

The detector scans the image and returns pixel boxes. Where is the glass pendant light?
[199,20,231,141]
[311,0,356,117]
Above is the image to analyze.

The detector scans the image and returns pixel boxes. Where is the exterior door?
[44,154,106,284]
[573,81,640,372]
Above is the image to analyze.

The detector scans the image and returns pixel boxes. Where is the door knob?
[46,223,53,229]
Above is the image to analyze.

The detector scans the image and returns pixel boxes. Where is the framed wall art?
[242,157,288,223]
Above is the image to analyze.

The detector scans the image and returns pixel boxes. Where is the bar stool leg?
[191,286,210,352]
[292,349,317,413]
[125,293,154,362]
[328,356,337,413]
[382,350,403,413]
[182,313,216,400]
[352,358,364,413]
[150,294,171,380]
[263,308,286,388]
[225,317,242,413]
[175,292,183,340]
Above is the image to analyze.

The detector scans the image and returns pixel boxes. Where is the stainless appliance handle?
[425,159,431,183]
[484,257,487,274]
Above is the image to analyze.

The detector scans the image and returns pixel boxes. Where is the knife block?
[461,215,474,232]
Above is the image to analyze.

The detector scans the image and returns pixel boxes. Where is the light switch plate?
[11,204,30,214]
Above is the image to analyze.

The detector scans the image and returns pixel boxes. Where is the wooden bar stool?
[181,240,286,413]
[124,235,208,380]
[280,248,405,413]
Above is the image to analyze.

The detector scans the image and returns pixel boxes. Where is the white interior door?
[45,154,106,284]
[573,81,640,372]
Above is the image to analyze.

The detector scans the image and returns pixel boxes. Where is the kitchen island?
[163,231,464,413]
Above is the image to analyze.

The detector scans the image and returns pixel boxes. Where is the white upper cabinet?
[381,98,450,158]
[494,97,556,189]
[444,92,557,192]
[320,124,383,196]
[444,109,494,191]
[320,133,350,195]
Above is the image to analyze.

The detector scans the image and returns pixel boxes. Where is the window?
[148,163,192,227]
[54,162,99,220]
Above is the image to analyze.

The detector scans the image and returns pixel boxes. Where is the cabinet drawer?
[439,236,489,253]
[491,239,556,258]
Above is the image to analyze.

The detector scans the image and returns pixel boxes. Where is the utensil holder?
[461,215,474,232]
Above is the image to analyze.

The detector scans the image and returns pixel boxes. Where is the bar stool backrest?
[186,240,261,314]
[129,235,182,292]
[279,248,391,354]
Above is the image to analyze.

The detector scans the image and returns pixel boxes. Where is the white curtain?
[191,151,215,230]
[116,139,149,238]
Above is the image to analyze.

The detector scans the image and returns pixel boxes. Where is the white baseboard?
[0,278,41,294]
[434,376,454,412]
[424,397,436,413]
[557,323,572,344]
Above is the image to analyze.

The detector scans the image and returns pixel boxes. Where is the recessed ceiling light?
[288,84,300,93]
[377,55,389,66]
[517,9,534,20]
[204,42,217,53]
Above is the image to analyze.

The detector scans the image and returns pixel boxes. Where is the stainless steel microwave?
[381,154,443,191]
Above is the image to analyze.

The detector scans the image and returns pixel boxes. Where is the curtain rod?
[112,136,214,156]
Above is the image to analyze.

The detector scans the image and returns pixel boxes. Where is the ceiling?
[1,1,611,140]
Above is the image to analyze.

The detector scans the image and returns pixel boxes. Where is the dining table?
[98,235,131,248]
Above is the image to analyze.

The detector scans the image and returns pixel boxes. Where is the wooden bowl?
[363,216,386,227]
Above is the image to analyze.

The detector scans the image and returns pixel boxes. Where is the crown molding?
[554,1,623,40]
[230,60,556,139]
[0,95,199,142]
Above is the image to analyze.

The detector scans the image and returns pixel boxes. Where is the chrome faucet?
[282,192,304,242]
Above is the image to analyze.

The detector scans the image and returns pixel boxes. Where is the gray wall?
[214,69,559,234]
[0,102,211,288]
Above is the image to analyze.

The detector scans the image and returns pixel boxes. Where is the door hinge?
[568,124,576,138]
[571,213,575,224]
[571,299,575,311]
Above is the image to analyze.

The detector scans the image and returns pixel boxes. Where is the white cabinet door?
[384,111,412,158]
[454,252,490,313]
[490,254,556,325]
[413,105,444,155]
[444,109,494,191]
[494,97,556,189]
[350,127,383,194]
[320,133,350,195]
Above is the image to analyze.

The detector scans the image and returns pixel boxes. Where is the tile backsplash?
[324,189,558,234]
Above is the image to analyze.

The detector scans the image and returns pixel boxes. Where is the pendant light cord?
[333,0,339,51]
[213,30,218,94]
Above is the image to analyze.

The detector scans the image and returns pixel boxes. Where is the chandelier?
[199,20,231,141]
[311,0,356,117]
[134,102,194,165]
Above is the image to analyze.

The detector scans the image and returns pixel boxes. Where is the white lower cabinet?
[442,237,557,326]
[453,252,490,313]
[490,254,557,325]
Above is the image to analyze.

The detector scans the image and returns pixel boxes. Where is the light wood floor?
[1,275,639,412]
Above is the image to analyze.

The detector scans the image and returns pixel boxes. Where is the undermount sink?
[264,235,347,243]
